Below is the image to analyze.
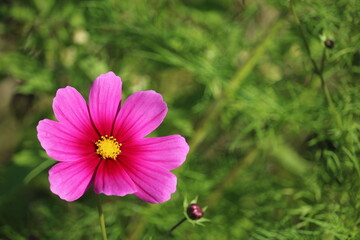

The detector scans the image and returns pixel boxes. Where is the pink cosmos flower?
[37,72,189,203]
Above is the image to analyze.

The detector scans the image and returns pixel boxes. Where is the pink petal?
[48,155,100,201]
[89,72,122,135]
[113,91,167,141]
[123,135,189,170]
[52,86,98,141]
[94,158,137,196]
[37,119,96,162]
[122,161,177,203]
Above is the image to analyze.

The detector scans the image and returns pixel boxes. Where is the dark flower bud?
[324,39,334,49]
[187,203,204,220]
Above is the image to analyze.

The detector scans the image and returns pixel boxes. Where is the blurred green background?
[1,0,360,239]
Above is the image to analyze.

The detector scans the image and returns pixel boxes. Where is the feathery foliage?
[0,0,360,239]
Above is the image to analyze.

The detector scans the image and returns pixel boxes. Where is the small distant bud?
[187,203,204,220]
[324,39,334,49]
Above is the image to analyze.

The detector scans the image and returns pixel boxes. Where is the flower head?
[324,39,334,49]
[187,203,204,220]
[37,72,189,203]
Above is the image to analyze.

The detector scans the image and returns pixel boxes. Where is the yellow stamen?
[95,135,122,160]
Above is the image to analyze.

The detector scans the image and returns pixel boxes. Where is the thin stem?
[289,0,342,128]
[96,194,108,240]
[289,0,322,79]
[320,48,326,74]
[164,217,187,238]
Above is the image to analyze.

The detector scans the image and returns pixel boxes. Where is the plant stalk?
[289,0,342,128]
[164,217,187,238]
[96,194,108,240]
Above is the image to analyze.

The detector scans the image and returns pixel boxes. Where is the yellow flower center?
[95,135,122,160]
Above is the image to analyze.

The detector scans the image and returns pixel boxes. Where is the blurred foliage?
[1,0,360,239]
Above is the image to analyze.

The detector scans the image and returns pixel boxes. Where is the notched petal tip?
[37,119,96,162]
[49,182,78,202]
[53,85,77,103]
[178,135,190,154]
[51,85,98,141]
[48,158,99,202]
[174,135,190,169]
[136,174,178,204]
[89,71,123,135]
[96,71,122,83]
[122,161,178,204]
[124,134,189,170]
[113,90,168,140]
[36,119,52,152]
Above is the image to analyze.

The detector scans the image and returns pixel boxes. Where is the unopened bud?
[187,203,204,220]
[324,39,334,49]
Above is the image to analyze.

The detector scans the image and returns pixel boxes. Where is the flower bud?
[324,39,334,49]
[187,203,204,220]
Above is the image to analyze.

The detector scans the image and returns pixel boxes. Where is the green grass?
[1,0,360,239]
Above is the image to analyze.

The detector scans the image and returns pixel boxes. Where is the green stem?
[96,194,108,240]
[164,217,187,238]
[289,0,342,128]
